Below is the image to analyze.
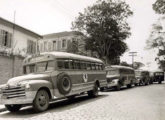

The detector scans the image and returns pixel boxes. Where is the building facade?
[0,17,42,84]
[0,17,42,56]
[39,31,86,55]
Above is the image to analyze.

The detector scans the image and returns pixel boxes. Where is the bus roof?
[106,65,134,70]
[24,52,103,64]
[135,69,149,72]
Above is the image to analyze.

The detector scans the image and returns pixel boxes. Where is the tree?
[146,19,165,70]
[120,61,131,67]
[153,0,165,14]
[133,62,145,69]
[72,0,133,64]
[67,40,79,54]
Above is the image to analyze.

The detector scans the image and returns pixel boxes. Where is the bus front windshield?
[107,69,119,75]
[23,61,54,74]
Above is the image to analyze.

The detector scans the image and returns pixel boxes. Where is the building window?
[44,41,47,52]
[72,38,77,42]
[53,41,56,51]
[27,40,36,54]
[62,39,66,48]
[0,29,12,48]
[48,42,52,51]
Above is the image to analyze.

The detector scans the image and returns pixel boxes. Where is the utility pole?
[129,52,137,68]
[12,11,16,77]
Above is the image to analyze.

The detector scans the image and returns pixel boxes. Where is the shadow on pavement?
[102,82,164,93]
[0,94,108,119]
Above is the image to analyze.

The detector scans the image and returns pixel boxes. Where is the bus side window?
[91,63,96,70]
[96,63,99,70]
[75,60,81,69]
[47,61,54,71]
[101,64,104,70]
[80,61,87,70]
[99,64,101,70]
[64,59,69,69]
[57,60,64,69]
[87,62,91,70]
[70,59,75,69]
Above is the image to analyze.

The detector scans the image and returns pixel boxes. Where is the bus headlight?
[113,79,119,84]
[18,81,31,89]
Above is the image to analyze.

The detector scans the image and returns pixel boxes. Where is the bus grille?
[2,86,26,99]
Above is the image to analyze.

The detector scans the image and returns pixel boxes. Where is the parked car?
[105,65,136,91]
[135,70,150,85]
[153,71,164,84]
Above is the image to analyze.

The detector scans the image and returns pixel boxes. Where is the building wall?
[0,19,41,85]
[0,55,23,85]
[0,23,39,55]
[39,33,86,54]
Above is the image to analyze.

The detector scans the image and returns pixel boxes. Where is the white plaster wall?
[38,35,84,53]
[0,23,39,55]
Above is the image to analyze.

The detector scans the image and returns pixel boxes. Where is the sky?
[0,0,161,70]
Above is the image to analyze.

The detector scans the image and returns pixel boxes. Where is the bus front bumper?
[107,81,118,88]
[0,91,36,105]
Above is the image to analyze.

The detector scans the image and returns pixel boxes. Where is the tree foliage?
[72,0,133,64]
[120,61,144,69]
[133,62,145,69]
[153,0,165,14]
[146,19,165,70]
[67,41,79,54]
[120,61,131,67]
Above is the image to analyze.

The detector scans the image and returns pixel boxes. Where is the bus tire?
[158,81,162,84]
[115,84,121,91]
[57,73,72,95]
[127,84,132,88]
[33,89,49,112]
[5,105,21,112]
[100,87,105,91]
[88,83,99,97]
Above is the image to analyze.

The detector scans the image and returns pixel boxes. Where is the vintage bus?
[152,71,164,84]
[0,52,107,112]
[106,65,136,91]
[135,70,150,85]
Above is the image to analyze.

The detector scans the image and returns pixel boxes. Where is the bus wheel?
[100,87,105,92]
[33,89,49,112]
[5,105,21,112]
[127,84,132,88]
[115,84,121,91]
[88,83,99,97]
[158,81,162,84]
[57,73,72,95]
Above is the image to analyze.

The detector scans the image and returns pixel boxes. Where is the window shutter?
[2,30,5,45]
[27,40,30,54]
[7,33,12,48]
[33,41,36,54]
[0,30,3,45]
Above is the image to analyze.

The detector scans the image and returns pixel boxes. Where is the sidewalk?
[0,105,6,112]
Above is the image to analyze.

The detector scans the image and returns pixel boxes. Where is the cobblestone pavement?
[0,83,165,120]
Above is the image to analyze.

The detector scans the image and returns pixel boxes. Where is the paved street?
[0,83,165,120]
